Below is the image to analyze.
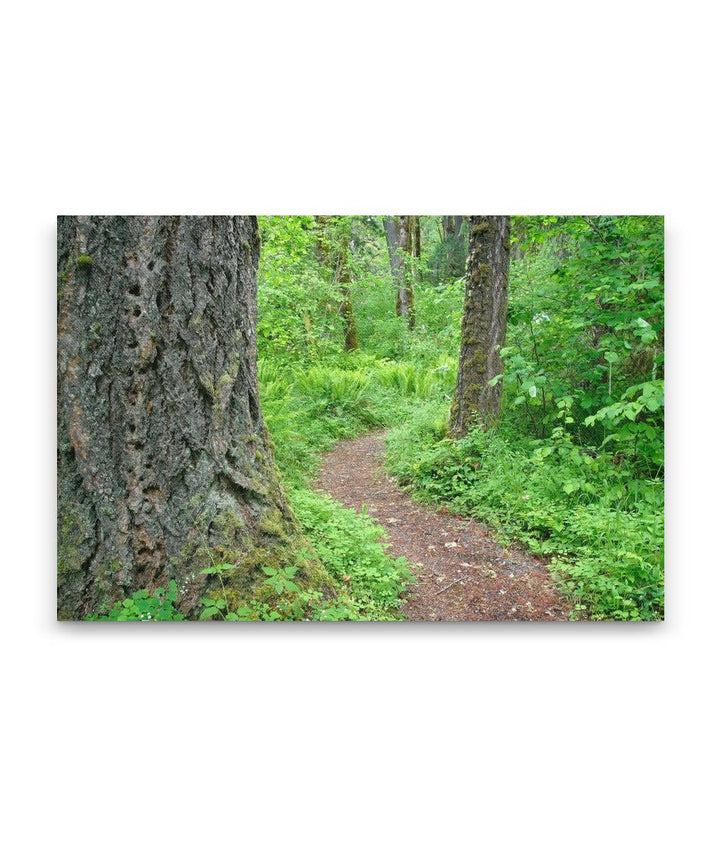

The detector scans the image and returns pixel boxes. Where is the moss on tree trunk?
[316,216,360,351]
[57,215,329,619]
[449,216,510,437]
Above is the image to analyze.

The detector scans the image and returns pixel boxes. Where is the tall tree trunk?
[57,215,316,619]
[441,215,467,279]
[337,241,360,351]
[449,216,510,437]
[410,215,421,260]
[316,216,359,351]
[383,215,415,329]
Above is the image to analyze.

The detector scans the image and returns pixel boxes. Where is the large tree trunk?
[316,216,359,351]
[57,216,314,619]
[383,215,415,328]
[449,216,510,437]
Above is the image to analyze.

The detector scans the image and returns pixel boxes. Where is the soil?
[314,431,571,621]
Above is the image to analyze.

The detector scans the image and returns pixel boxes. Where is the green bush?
[291,488,414,620]
[384,405,663,621]
[86,580,184,621]
[258,355,454,486]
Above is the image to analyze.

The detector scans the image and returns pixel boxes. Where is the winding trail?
[314,431,570,621]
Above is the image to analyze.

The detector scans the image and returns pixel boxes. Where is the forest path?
[314,431,570,621]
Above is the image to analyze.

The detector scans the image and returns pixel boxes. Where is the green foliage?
[86,580,184,621]
[385,407,663,621]
[75,254,93,269]
[262,564,301,596]
[502,216,664,473]
[257,216,346,364]
[291,488,414,620]
[186,502,412,621]
[259,355,455,486]
[254,214,663,621]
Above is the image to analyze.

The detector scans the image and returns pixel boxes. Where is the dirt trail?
[314,431,570,621]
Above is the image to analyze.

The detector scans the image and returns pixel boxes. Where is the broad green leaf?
[199,606,219,620]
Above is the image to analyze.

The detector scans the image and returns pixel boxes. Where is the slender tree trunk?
[57,215,315,618]
[410,215,421,260]
[316,216,359,351]
[449,216,510,437]
[337,242,360,351]
[383,215,415,328]
[441,215,467,279]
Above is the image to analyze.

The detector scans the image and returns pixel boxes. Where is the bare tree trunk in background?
[316,216,359,351]
[57,216,315,618]
[383,215,415,328]
[441,215,467,279]
[410,215,421,260]
[336,230,360,351]
[450,216,510,437]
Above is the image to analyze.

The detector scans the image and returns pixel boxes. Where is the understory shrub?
[384,404,663,621]
[258,355,456,485]
[291,488,414,620]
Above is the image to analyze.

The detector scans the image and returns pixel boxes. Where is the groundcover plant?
[58,215,663,621]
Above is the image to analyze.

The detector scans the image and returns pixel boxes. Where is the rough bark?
[316,216,359,351]
[383,215,415,328]
[449,216,510,437]
[57,215,316,619]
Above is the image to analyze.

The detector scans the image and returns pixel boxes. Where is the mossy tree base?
[57,216,326,619]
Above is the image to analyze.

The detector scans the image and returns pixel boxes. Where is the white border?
[2,2,717,853]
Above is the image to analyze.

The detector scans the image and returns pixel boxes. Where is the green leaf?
[199,563,235,575]
[199,606,219,620]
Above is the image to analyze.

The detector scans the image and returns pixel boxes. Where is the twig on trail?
[436,577,464,595]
